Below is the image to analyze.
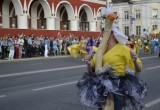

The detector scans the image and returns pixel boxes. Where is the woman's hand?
[130,49,142,73]
[130,49,137,62]
[86,60,94,73]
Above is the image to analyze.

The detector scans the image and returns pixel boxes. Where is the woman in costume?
[79,37,87,61]
[134,36,141,56]
[86,37,96,58]
[158,36,160,57]
[143,37,149,55]
[76,7,147,110]
[67,37,97,60]
[128,36,135,51]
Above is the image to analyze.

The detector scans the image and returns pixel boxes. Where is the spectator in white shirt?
[8,37,15,60]
[58,38,63,55]
[18,37,24,58]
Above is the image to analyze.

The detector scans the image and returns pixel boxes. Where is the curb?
[0,55,71,63]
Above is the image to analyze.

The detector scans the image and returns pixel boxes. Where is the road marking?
[0,95,6,98]
[0,65,86,78]
[0,56,71,63]
[0,56,158,78]
[145,66,160,70]
[51,76,80,82]
[145,98,160,108]
[32,81,77,91]
[140,56,158,60]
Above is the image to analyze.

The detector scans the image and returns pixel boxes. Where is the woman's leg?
[59,46,62,55]
[44,45,48,57]
[11,50,15,59]
[103,94,114,110]
[9,50,11,60]
[103,95,122,110]
[159,46,160,57]
[63,44,66,55]
[56,48,59,55]
[114,95,122,110]
[19,46,22,58]
[53,48,56,56]
[137,46,139,56]
[97,103,103,110]
[79,52,84,61]
[1,46,5,59]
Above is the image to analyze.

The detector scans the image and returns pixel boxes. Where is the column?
[70,19,78,31]
[46,17,55,30]
[31,17,37,29]
[96,20,101,31]
[118,7,123,32]
[89,21,97,31]
[0,16,2,28]
[17,14,28,29]
[2,14,10,28]
[146,4,151,32]
[55,18,60,30]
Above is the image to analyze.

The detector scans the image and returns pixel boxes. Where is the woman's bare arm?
[130,50,142,73]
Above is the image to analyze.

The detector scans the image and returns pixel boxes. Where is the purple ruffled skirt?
[76,71,147,110]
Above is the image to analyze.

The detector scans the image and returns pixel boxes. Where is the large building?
[0,0,106,37]
[110,0,160,36]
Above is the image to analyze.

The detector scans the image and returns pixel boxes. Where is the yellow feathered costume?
[68,6,117,110]
[67,43,98,58]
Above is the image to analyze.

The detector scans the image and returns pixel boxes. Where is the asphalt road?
[0,52,160,110]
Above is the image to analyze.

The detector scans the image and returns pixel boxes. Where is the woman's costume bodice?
[91,43,142,76]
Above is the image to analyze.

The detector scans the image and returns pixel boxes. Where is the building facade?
[0,0,106,32]
[110,0,160,36]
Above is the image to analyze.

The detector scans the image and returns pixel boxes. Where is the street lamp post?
[128,0,134,36]
[0,23,3,28]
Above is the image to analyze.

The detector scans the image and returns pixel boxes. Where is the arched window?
[55,1,74,30]
[10,3,17,28]
[60,7,69,30]
[28,0,51,29]
[79,9,89,31]
[38,5,46,29]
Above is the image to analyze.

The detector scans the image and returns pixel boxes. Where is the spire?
[52,2,54,15]
[75,6,78,18]
[24,0,27,13]
[94,8,96,19]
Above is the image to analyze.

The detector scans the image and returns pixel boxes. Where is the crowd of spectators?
[0,33,101,60]
[127,34,160,57]
[1,32,160,60]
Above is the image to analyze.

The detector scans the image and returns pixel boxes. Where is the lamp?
[41,26,44,29]
[63,25,67,30]
[0,23,3,28]
[12,24,15,28]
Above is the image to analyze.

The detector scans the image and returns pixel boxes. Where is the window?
[136,10,141,19]
[124,26,129,36]
[136,26,141,35]
[153,25,158,30]
[153,9,158,18]
[114,12,117,15]
[112,0,130,3]
[124,11,129,19]
[114,12,118,19]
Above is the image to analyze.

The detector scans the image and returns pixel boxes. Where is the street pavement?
[0,51,160,110]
